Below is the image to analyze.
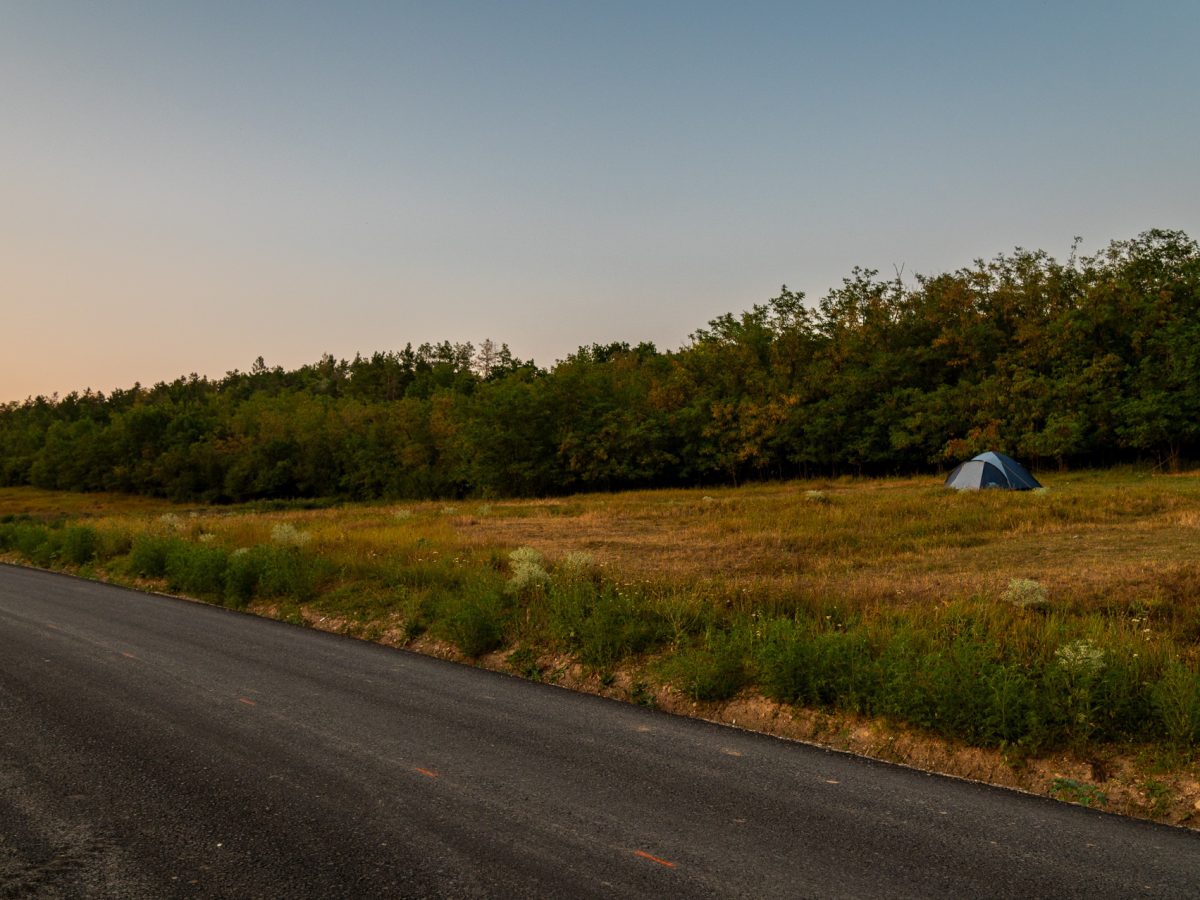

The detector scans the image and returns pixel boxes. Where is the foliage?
[2,230,1198,502]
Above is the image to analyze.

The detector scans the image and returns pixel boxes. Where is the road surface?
[1,563,1197,898]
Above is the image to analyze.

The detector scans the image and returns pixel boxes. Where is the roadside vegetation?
[3,471,1199,823]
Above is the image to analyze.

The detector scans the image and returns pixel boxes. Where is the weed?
[165,544,230,599]
[437,584,507,658]
[630,680,656,707]
[1002,578,1050,611]
[506,646,543,680]
[60,525,98,566]
[1153,661,1200,748]
[1050,777,1108,808]
[506,546,549,595]
[127,534,182,578]
[668,627,749,701]
[270,523,312,547]
[1143,779,1174,817]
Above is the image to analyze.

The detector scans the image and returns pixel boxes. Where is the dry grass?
[452,471,1200,611]
[4,470,1199,614]
[0,486,176,518]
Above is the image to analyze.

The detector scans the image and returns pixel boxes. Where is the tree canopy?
[3,229,1197,501]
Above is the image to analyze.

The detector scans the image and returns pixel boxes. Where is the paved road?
[1,564,1197,898]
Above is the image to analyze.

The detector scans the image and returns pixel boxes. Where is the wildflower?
[1002,578,1050,611]
[271,523,312,547]
[1055,639,1105,678]
[557,551,594,578]
[507,546,549,594]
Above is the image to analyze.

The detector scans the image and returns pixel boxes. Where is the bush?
[254,545,320,601]
[165,544,230,599]
[96,528,133,561]
[507,546,549,595]
[1002,578,1050,611]
[224,548,263,608]
[60,525,99,566]
[670,628,749,701]
[548,581,667,668]
[0,522,52,560]
[127,534,182,578]
[440,586,508,658]
[757,618,821,705]
[1153,662,1200,748]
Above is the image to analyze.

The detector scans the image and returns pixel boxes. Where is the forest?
[2,228,1197,502]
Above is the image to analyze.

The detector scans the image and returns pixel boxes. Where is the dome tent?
[944,451,1041,491]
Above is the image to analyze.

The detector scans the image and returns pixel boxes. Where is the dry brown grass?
[0,486,176,518]
[453,472,1200,612]
[4,469,1199,614]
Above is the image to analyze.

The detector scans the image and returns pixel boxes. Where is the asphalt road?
[1,564,1197,898]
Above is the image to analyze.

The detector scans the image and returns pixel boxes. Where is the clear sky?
[3,1,1198,402]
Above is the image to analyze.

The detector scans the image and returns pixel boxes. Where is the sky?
[3,1,1198,402]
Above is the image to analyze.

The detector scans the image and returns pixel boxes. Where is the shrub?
[507,546,549,595]
[165,544,230,598]
[224,548,262,608]
[440,586,508,658]
[1002,578,1050,611]
[60,525,99,566]
[547,581,667,667]
[0,522,52,560]
[670,628,749,701]
[399,591,438,640]
[127,534,181,578]
[255,545,320,601]
[96,528,133,561]
[757,618,821,705]
[556,551,595,579]
[1153,662,1200,748]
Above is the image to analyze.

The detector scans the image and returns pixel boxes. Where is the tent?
[944,451,1041,491]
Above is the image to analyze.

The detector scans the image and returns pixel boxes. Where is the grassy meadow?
[3,471,1200,821]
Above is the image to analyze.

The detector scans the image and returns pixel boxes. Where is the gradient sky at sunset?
[3,1,1198,401]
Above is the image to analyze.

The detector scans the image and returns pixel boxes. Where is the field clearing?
[4,471,1200,825]
[4,469,1200,633]
[455,472,1200,612]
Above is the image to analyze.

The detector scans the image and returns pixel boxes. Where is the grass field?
[3,470,1199,824]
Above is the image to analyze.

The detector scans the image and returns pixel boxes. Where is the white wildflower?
[271,523,312,547]
[507,546,549,594]
[1002,578,1050,611]
[1055,639,1105,678]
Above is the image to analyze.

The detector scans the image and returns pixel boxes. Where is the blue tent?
[945,451,1041,491]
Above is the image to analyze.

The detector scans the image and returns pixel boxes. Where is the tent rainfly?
[944,451,1041,491]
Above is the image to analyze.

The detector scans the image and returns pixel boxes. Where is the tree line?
[2,228,1197,502]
